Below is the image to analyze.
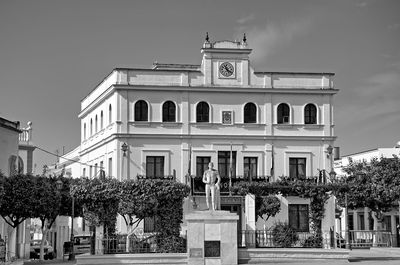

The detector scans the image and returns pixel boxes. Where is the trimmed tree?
[339,156,400,229]
[0,173,36,258]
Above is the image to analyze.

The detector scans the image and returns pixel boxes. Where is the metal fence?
[238,230,333,248]
[98,233,187,254]
[336,230,393,248]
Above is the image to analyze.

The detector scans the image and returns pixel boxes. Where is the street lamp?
[121,142,128,157]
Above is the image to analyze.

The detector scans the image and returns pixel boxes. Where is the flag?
[229,142,233,196]
[270,144,274,180]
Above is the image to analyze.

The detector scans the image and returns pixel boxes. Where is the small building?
[0,117,35,258]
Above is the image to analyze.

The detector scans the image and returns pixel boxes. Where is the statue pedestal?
[186,210,239,265]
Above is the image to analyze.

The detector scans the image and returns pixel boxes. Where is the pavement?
[4,248,400,264]
[348,247,400,262]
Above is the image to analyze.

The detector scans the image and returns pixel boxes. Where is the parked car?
[29,239,55,260]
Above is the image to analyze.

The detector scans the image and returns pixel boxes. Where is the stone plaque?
[189,248,203,258]
[204,240,220,257]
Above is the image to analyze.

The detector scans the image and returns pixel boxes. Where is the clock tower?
[201,34,252,86]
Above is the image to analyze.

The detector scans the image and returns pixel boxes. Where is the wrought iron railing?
[98,233,187,254]
[337,230,393,248]
[238,230,333,248]
[191,175,271,195]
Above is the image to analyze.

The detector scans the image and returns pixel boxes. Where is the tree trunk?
[39,228,49,261]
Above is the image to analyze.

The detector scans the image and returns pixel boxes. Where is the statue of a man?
[202,162,221,211]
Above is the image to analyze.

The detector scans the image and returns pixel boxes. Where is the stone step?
[238,248,349,264]
[76,253,187,265]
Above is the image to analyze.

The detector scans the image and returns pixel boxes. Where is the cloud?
[336,70,400,129]
[388,23,400,31]
[355,1,368,8]
[235,19,312,64]
[237,14,255,24]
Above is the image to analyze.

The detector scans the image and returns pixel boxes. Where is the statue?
[202,162,221,210]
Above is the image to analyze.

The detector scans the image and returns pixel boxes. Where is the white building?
[334,144,400,246]
[0,117,34,259]
[59,36,338,243]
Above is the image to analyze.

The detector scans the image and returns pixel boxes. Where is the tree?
[71,177,120,235]
[255,195,281,223]
[339,156,400,228]
[119,179,158,252]
[31,175,82,260]
[0,173,36,259]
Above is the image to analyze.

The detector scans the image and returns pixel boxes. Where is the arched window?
[196,101,209,122]
[244,102,257,123]
[304,104,317,124]
[135,100,148,121]
[95,115,98,133]
[162,101,176,122]
[83,123,86,140]
[100,111,104,129]
[109,104,112,124]
[277,103,290,124]
[90,118,93,135]
[9,155,23,176]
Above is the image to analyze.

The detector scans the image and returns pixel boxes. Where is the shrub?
[272,222,299,247]
[302,233,323,248]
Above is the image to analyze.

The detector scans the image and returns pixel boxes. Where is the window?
[218,151,236,178]
[289,158,306,179]
[94,163,98,177]
[196,156,211,177]
[109,104,112,124]
[89,166,92,178]
[95,115,98,133]
[90,119,93,136]
[162,101,176,122]
[348,213,354,230]
[108,157,112,177]
[277,103,290,124]
[100,111,104,129]
[244,103,257,123]
[144,216,159,233]
[304,104,317,124]
[358,213,365,230]
[83,123,86,140]
[196,101,209,122]
[83,168,86,177]
[146,156,164,177]
[289,204,309,232]
[135,100,148,121]
[244,157,257,179]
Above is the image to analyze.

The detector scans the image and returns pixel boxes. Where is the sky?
[0,0,399,172]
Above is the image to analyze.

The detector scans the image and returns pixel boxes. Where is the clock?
[219,62,234,77]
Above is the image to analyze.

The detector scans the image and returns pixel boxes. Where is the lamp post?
[69,195,75,261]
[55,179,63,259]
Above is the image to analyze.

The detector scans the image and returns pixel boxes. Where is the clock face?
[219,62,234,77]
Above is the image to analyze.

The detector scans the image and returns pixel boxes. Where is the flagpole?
[229,142,232,196]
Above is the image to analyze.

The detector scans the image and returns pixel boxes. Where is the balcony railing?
[191,175,271,195]
[136,174,176,181]
[18,121,33,145]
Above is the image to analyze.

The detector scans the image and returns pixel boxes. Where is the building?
[57,36,338,244]
[0,117,35,258]
[334,144,400,247]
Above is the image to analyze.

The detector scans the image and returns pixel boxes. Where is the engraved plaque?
[204,241,220,257]
[189,248,203,258]
[222,111,232,125]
